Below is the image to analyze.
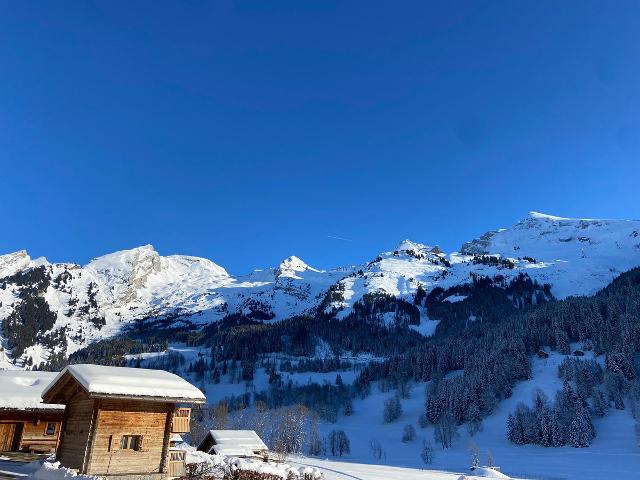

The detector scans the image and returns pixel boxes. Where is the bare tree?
[469,441,480,468]
[369,439,384,461]
[213,403,229,430]
[272,404,309,462]
[434,412,457,449]
[420,440,434,466]
[486,449,495,468]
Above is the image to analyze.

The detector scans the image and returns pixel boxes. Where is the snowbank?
[183,444,322,479]
[32,461,98,480]
[468,466,510,478]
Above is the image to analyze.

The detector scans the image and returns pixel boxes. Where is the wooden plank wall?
[86,399,172,476]
[57,392,96,471]
[19,421,60,453]
[0,423,17,451]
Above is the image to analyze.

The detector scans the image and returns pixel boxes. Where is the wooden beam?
[55,404,70,462]
[159,405,174,474]
[82,399,100,475]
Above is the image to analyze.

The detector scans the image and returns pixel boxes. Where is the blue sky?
[1,1,639,273]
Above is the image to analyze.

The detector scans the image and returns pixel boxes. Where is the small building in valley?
[41,364,206,478]
[197,430,268,458]
[0,370,64,453]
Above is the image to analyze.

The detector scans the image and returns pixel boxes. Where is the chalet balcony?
[171,408,191,433]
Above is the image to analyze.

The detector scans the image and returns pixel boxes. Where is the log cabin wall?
[19,420,61,452]
[85,399,173,476]
[57,391,96,471]
[0,412,63,453]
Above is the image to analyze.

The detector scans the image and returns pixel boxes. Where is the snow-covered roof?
[42,364,206,403]
[200,430,268,457]
[0,371,65,411]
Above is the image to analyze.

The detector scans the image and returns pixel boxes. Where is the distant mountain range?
[1,211,639,369]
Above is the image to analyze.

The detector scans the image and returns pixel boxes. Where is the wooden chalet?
[0,371,64,453]
[41,364,206,479]
[197,430,268,459]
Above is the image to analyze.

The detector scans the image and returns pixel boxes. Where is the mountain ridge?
[1,212,640,369]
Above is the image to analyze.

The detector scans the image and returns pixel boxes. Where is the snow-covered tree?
[402,424,416,442]
[383,395,402,423]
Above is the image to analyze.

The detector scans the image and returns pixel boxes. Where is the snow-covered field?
[302,350,640,480]
[131,344,640,480]
[291,457,510,480]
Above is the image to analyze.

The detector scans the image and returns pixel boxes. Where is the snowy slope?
[1,212,640,367]
[304,350,640,480]
[0,246,351,366]
[460,212,640,298]
[322,212,640,321]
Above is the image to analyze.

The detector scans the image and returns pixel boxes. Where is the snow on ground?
[290,457,515,480]
[444,294,468,303]
[0,459,43,479]
[31,461,97,480]
[129,343,640,479]
[183,444,322,479]
[409,314,440,337]
[129,344,366,405]
[309,350,640,480]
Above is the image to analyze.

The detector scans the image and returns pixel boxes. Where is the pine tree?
[568,403,595,448]
[466,403,483,436]
[383,395,402,423]
[592,388,609,417]
[506,413,524,445]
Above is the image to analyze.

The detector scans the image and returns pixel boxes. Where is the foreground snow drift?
[185,444,323,479]
[289,457,515,480]
[32,461,97,480]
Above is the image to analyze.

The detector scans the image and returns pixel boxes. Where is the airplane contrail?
[326,235,354,242]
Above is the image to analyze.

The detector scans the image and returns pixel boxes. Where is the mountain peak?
[279,255,310,271]
[276,255,318,278]
[0,250,32,279]
[395,239,432,253]
[528,211,571,221]
[396,239,440,253]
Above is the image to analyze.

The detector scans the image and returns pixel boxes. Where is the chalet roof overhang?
[42,369,205,405]
[0,409,64,422]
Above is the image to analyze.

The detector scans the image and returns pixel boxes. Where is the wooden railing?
[168,450,186,478]
[171,408,191,433]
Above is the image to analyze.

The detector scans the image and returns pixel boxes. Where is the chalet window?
[120,435,143,451]
[44,423,56,436]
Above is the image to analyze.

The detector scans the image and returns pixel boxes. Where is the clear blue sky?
[1,1,639,274]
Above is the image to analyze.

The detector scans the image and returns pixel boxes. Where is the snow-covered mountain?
[1,212,639,368]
